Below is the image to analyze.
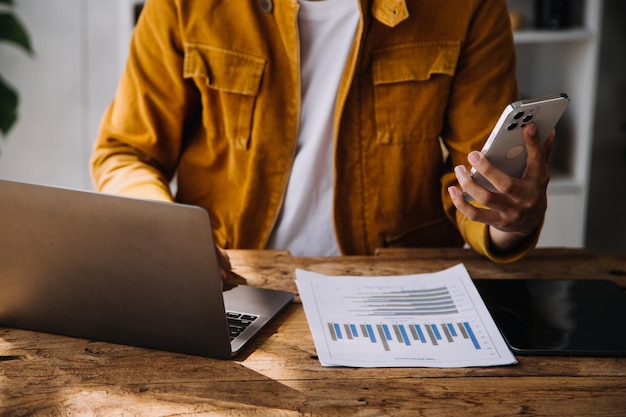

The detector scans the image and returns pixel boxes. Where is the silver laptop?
[0,178,294,359]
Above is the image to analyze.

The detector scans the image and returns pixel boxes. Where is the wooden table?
[1,248,626,416]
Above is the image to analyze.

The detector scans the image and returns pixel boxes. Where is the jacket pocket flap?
[184,43,266,96]
[373,41,461,85]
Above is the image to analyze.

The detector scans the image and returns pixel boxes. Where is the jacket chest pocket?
[184,44,266,150]
[372,41,460,144]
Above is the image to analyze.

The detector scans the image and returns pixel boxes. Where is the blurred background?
[0,0,624,253]
[0,0,133,190]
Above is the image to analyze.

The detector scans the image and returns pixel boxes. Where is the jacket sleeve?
[440,0,541,263]
[90,0,196,203]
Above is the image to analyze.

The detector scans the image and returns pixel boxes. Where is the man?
[91,0,550,268]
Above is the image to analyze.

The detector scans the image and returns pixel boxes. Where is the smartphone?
[467,93,570,198]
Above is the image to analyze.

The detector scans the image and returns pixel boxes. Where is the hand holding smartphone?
[467,93,570,199]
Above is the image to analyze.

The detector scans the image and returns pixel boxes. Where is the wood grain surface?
[1,248,625,416]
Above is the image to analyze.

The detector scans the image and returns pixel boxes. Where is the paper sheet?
[295,263,517,367]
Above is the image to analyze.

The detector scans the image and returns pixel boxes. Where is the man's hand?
[448,123,553,252]
[216,246,231,287]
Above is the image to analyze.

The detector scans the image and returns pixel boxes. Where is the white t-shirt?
[266,0,359,256]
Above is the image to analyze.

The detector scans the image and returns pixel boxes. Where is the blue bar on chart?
[463,321,481,350]
[326,321,482,351]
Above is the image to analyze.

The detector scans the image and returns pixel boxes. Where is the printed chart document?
[295,264,517,368]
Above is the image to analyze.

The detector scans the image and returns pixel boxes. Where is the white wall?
[0,0,131,190]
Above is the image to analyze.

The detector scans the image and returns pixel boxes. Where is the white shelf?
[513,28,596,44]
[547,178,582,195]
[512,0,604,248]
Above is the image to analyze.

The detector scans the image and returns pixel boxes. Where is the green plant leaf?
[0,74,19,135]
[0,13,33,54]
[0,0,15,5]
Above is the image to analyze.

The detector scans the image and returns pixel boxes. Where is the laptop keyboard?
[226,311,259,341]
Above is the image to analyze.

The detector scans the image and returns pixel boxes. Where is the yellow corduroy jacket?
[91,0,540,262]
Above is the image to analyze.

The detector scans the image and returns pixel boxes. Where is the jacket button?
[259,0,273,13]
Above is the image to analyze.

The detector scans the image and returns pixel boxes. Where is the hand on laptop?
[217,246,231,288]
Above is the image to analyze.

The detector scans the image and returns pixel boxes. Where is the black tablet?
[474,278,626,356]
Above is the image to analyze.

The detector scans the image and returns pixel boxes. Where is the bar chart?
[324,283,482,352]
[296,264,517,367]
[346,285,458,316]
[327,320,481,351]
